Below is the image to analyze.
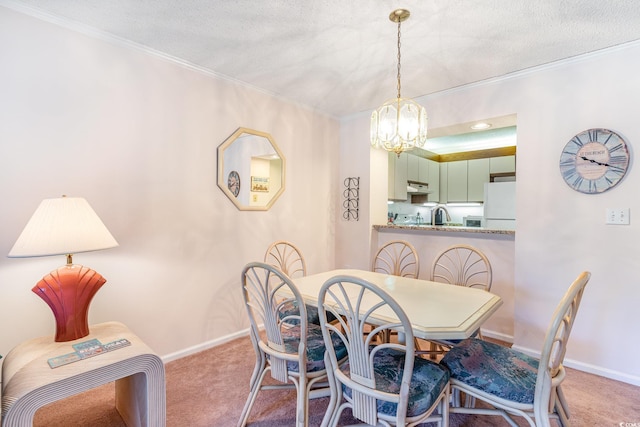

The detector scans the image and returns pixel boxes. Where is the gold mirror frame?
[217,127,286,211]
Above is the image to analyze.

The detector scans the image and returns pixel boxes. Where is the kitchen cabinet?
[441,158,490,202]
[411,155,440,202]
[446,161,468,202]
[468,158,490,201]
[392,153,511,203]
[439,163,448,202]
[391,153,439,202]
[388,152,408,201]
[407,154,420,181]
[490,155,516,173]
[425,159,440,202]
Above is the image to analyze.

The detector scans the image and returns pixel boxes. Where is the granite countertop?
[374,224,515,235]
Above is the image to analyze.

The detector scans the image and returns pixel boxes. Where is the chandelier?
[370,9,427,156]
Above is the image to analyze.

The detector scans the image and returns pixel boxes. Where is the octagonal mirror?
[217,127,285,211]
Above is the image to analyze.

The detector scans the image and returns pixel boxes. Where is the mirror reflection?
[217,128,285,211]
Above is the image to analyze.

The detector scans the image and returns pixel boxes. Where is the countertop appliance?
[463,216,484,227]
[483,181,516,230]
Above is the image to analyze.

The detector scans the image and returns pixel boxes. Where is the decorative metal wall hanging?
[343,177,360,221]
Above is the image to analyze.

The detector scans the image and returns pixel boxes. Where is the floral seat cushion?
[279,300,337,325]
[441,338,539,404]
[279,323,347,373]
[341,347,450,417]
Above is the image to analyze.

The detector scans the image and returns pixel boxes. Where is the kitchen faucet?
[431,205,451,226]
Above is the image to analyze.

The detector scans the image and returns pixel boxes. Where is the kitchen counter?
[374,224,515,236]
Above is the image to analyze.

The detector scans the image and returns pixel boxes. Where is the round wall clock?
[227,171,240,197]
[559,128,630,194]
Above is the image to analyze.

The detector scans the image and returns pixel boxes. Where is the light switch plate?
[606,208,630,225]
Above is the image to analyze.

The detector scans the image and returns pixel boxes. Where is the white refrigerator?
[483,181,516,230]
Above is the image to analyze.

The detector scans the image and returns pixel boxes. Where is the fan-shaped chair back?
[264,240,307,278]
[430,244,492,291]
[318,275,449,427]
[372,240,420,278]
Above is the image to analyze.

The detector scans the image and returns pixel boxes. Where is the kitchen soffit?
[414,114,517,156]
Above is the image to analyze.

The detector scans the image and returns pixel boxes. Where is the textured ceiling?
[7,0,640,118]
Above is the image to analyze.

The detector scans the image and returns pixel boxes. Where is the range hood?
[407,180,431,195]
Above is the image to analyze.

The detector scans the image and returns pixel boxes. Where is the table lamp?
[8,196,119,342]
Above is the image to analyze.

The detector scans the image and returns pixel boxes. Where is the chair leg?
[237,365,269,427]
[553,388,570,427]
[321,353,338,427]
[441,385,450,427]
[296,377,307,427]
[556,384,571,419]
[247,332,266,391]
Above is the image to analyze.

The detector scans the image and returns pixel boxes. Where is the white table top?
[292,269,503,341]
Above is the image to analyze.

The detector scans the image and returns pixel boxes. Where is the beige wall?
[339,41,640,385]
[0,6,340,359]
[3,3,640,387]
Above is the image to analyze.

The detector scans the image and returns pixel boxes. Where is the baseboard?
[160,328,251,363]
[511,344,640,387]
[479,329,514,344]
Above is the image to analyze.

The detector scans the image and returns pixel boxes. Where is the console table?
[1,321,165,426]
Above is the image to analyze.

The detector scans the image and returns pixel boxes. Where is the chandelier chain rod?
[396,18,402,100]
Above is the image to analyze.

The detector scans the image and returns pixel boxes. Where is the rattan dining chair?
[370,240,420,343]
[264,240,307,278]
[237,262,347,427]
[430,244,492,291]
[264,240,326,326]
[424,244,493,353]
[372,240,420,278]
[318,274,450,427]
[441,271,590,427]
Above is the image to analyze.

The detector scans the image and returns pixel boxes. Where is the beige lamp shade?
[8,196,118,258]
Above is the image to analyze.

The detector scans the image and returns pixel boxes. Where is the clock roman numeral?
[561,149,578,161]
[604,140,622,153]
[572,175,583,189]
[609,154,628,163]
[607,165,626,174]
[570,136,585,147]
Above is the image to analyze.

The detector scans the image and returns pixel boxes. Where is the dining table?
[291,269,502,341]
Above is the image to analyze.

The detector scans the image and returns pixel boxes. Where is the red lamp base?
[32,264,107,342]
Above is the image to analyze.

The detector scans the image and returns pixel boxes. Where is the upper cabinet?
[390,154,515,203]
[445,160,468,202]
[388,152,408,201]
[390,152,440,202]
[468,158,490,202]
[426,159,440,202]
[490,155,516,173]
[407,154,420,181]
[439,155,514,203]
